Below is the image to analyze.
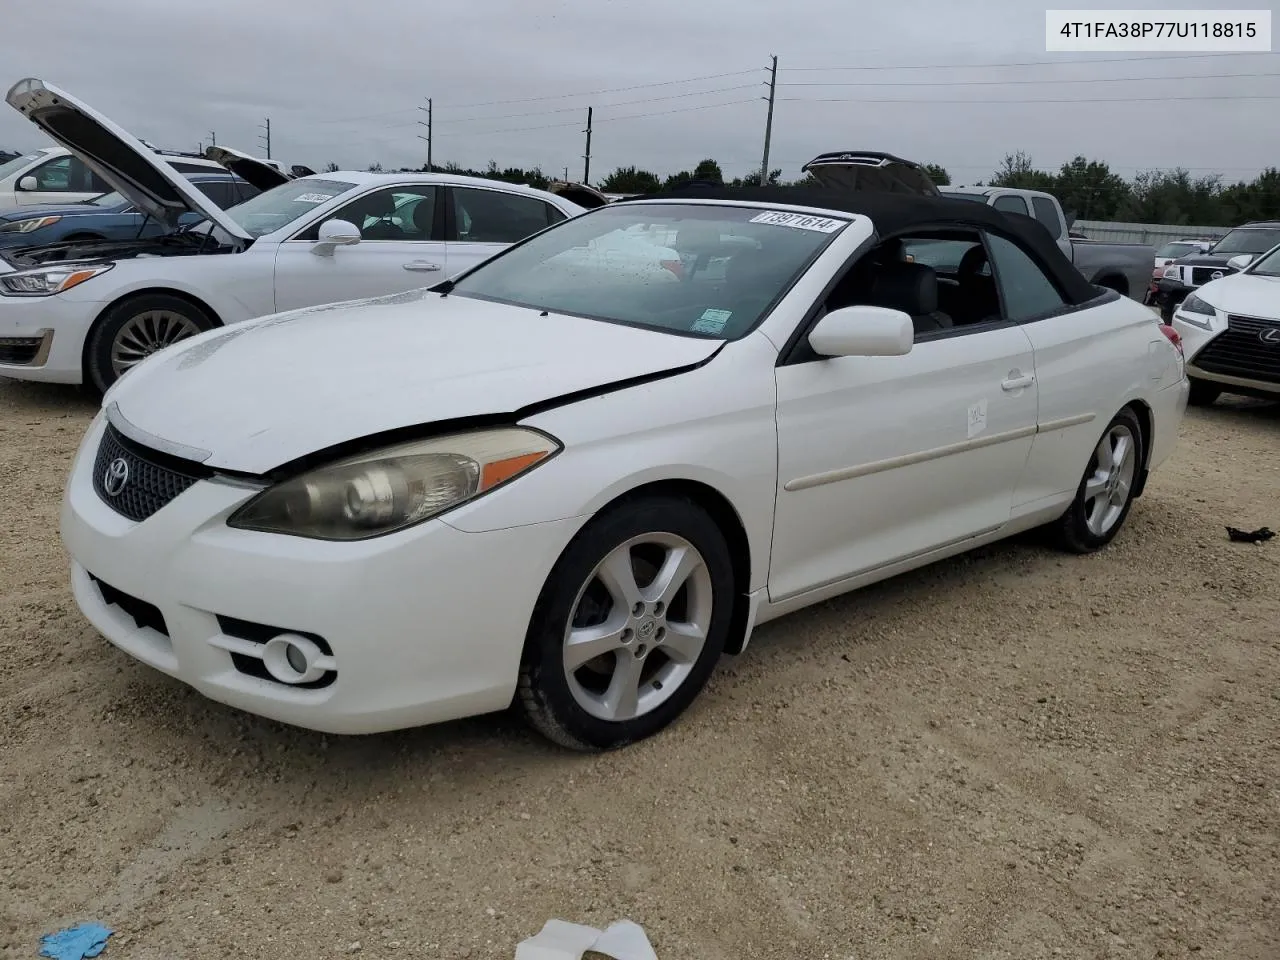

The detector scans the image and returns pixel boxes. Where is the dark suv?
[1155,221,1280,320]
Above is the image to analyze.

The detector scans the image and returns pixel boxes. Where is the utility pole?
[209,131,217,147]
[259,118,271,159]
[760,55,778,186]
[563,166,569,182]
[417,98,433,171]
[582,107,592,185]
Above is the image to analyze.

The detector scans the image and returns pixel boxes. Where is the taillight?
[659,259,684,280]
[1159,322,1183,356]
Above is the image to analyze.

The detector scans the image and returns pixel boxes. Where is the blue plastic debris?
[38,923,113,960]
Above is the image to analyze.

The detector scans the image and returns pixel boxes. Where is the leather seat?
[866,262,954,334]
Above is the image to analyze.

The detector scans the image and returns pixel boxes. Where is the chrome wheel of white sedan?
[519,496,734,752]
[1050,407,1146,554]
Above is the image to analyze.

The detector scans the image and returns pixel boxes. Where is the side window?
[985,233,1068,321]
[546,203,567,226]
[450,187,557,243]
[26,156,110,193]
[26,156,72,191]
[1030,196,1063,238]
[820,230,1003,342]
[297,185,438,242]
[992,194,1029,217]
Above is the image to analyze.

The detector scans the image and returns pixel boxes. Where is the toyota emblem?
[1259,327,1280,346]
[102,457,130,497]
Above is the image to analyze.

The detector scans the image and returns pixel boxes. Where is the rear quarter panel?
[1014,293,1175,509]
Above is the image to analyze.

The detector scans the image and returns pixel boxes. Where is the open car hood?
[548,181,612,209]
[203,145,291,191]
[5,78,253,242]
[802,151,941,197]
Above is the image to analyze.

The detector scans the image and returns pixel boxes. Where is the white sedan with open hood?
[61,186,1189,750]
[0,78,585,391]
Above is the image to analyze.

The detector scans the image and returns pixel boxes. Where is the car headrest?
[868,262,939,315]
[412,200,433,234]
[958,243,989,276]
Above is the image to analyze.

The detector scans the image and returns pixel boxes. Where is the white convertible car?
[0,78,585,391]
[60,184,1189,750]
[1170,242,1280,405]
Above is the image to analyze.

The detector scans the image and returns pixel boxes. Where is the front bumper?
[60,416,582,734]
[1172,310,1280,398]
[0,291,102,383]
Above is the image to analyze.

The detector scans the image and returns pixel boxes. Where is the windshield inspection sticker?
[748,211,846,233]
[293,193,336,203]
[691,308,732,334]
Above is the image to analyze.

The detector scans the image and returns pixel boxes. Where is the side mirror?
[17,175,38,192]
[1226,254,1253,271]
[808,305,914,358]
[312,218,361,256]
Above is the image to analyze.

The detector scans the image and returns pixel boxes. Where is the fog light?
[262,633,327,685]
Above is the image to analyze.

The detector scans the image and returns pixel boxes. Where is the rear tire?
[517,495,735,752]
[86,293,215,394]
[1048,407,1145,554]
[1187,378,1222,407]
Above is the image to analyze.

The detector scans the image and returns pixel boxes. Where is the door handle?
[402,261,442,272]
[1001,374,1035,391]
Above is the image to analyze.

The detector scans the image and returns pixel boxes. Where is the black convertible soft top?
[638,184,1100,305]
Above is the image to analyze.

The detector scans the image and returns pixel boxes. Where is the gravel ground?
[0,376,1277,960]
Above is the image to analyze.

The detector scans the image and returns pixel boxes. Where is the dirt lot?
[0,377,1276,960]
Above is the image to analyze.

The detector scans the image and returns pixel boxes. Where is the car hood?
[1197,272,1280,317]
[801,151,941,196]
[106,288,724,474]
[203,146,291,191]
[1175,253,1240,268]
[5,78,252,241]
[548,181,612,209]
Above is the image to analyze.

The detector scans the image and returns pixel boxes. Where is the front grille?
[1193,314,1280,385]
[0,335,43,365]
[92,424,209,522]
[1191,266,1229,286]
[88,572,169,636]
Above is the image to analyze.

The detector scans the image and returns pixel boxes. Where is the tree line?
[341,153,1280,229]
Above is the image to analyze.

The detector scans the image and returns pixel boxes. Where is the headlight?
[227,427,561,541]
[0,263,114,297]
[1176,293,1215,329]
[0,215,61,234]
[1162,266,1181,279]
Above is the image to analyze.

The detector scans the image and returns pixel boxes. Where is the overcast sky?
[2,0,1276,185]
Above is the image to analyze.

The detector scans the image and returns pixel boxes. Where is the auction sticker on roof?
[293,193,336,203]
[749,211,846,233]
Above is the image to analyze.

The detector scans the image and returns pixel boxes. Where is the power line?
[452,97,761,137]
[779,69,1280,87]
[780,94,1280,104]
[315,68,764,125]
[432,84,763,126]
[783,51,1280,72]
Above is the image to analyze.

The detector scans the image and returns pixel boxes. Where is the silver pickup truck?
[801,153,1154,301]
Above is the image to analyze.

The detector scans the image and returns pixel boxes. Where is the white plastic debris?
[514,919,657,960]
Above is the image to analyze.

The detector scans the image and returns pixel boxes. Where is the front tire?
[1048,408,1144,554]
[86,293,215,393]
[1187,378,1222,407]
[517,495,735,752]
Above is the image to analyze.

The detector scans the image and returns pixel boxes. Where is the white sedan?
[60,189,1189,750]
[1170,243,1280,405]
[0,78,585,391]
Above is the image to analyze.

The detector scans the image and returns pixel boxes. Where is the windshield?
[0,152,42,180]
[940,191,989,204]
[1249,243,1280,277]
[448,202,847,339]
[1210,228,1280,255]
[1156,242,1196,258]
[219,178,357,238]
